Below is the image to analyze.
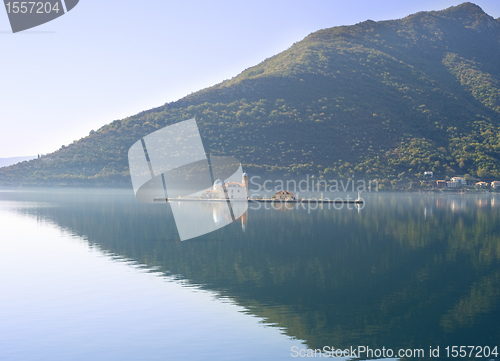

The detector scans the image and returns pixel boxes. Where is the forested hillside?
[2,2,500,187]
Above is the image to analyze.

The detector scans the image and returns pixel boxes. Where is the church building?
[201,173,248,200]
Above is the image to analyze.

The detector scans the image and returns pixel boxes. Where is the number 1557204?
[445,346,498,358]
[5,2,61,14]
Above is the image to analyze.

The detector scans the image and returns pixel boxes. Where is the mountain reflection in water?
[4,190,500,358]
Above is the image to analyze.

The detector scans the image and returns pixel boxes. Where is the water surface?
[1,190,499,360]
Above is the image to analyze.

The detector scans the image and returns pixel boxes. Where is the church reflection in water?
[167,199,249,238]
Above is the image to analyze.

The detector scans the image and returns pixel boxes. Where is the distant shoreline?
[0,156,37,169]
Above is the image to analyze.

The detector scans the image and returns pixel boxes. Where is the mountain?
[0,156,37,169]
[1,2,500,187]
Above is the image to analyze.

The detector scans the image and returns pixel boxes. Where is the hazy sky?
[1,0,499,158]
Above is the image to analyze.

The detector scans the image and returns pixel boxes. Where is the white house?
[451,177,467,185]
[447,177,467,188]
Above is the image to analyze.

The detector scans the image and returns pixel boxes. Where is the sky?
[1,0,499,158]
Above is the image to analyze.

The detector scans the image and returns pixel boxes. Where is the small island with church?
[153,173,363,204]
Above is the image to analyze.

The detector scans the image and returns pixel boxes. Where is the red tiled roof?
[226,181,245,187]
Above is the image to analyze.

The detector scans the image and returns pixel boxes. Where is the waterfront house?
[451,177,467,185]
[475,181,489,189]
[436,180,447,189]
[447,177,467,188]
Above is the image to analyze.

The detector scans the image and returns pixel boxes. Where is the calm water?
[0,189,499,360]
